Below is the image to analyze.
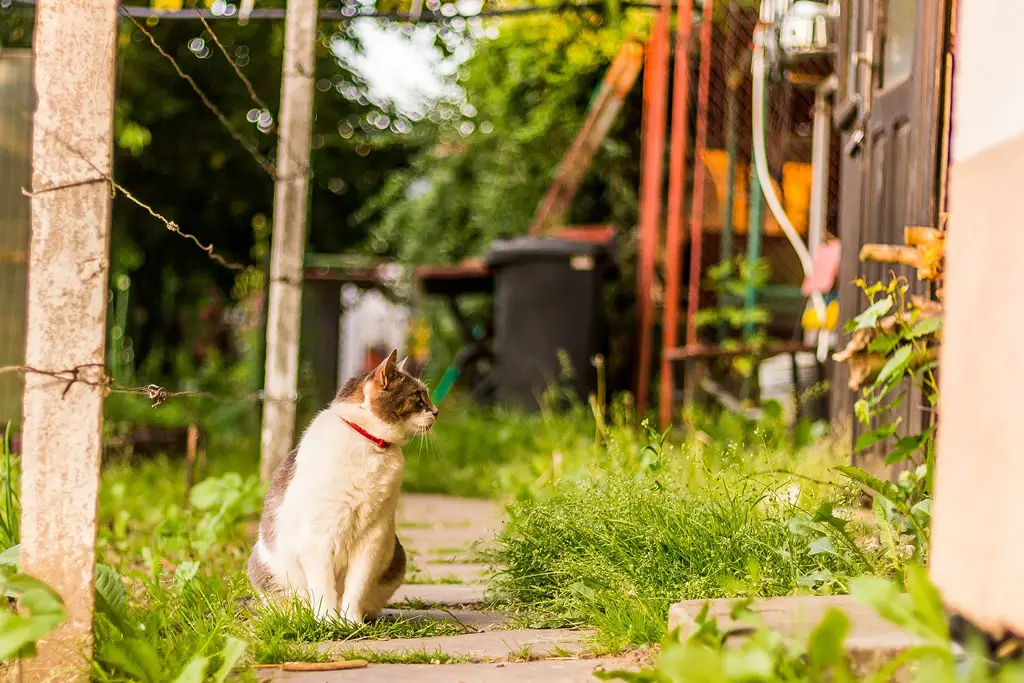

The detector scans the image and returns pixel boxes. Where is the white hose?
[751,25,830,362]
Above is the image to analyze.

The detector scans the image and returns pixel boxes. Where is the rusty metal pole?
[20,0,119,678]
[930,0,1024,641]
[634,3,671,416]
[260,0,317,482]
[658,0,695,429]
[683,0,715,351]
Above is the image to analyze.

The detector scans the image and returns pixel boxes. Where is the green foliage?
[0,565,67,662]
[359,11,647,266]
[488,418,857,648]
[0,423,18,552]
[836,275,941,568]
[600,566,1023,683]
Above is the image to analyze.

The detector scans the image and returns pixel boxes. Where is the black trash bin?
[485,236,611,410]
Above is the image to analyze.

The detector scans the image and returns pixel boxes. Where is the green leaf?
[173,655,211,683]
[869,332,902,355]
[0,544,20,569]
[873,345,913,390]
[847,295,893,333]
[854,399,871,425]
[907,315,943,339]
[95,563,132,634]
[886,427,934,465]
[904,564,950,641]
[175,561,200,588]
[808,536,836,556]
[212,637,248,683]
[854,425,897,453]
[0,572,66,661]
[807,609,851,673]
[835,465,908,511]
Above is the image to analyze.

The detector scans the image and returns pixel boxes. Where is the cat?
[247,349,437,622]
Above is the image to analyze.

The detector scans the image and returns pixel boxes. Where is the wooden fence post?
[260,0,317,482]
[20,0,119,678]
[930,0,1024,640]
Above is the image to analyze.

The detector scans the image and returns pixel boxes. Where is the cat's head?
[334,349,438,443]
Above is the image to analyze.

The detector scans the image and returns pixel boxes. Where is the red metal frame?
[634,2,671,416]
[686,0,715,351]
[657,0,695,429]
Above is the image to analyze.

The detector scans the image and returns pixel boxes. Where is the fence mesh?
[691,2,840,338]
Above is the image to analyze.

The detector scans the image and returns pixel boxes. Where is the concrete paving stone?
[320,627,596,661]
[259,658,638,683]
[378,607,512,630]
[668,594,921,671]
[392,582,489,607]
[397,495,502,532]
[407,562,490,585]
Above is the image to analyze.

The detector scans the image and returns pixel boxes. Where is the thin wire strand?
[190,4,270,113]
[34,129,255,273]
[121,6,278,178]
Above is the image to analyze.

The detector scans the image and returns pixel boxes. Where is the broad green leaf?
[908,315,944,339]
[808,535,836,556]
[854,425,897,453]
[723,646,775,679]
[0,544,20,568]
[807,609,851,673]
[873,345,913,390]
[904,564,949,641]
[212,637,248,683]
[854,398,871,425]
[96,637,164,683]
[95,563,130,630]
[886,427,934,465]
[835,465,908,511]
[847,295,893,332]
[175,561,200,588]
[173,655,211,683]
[869,332,902,355]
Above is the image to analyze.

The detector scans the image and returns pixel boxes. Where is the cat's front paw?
[339,604,365,625]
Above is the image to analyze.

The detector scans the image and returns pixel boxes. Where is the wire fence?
[0,1,842,428]
[692,2,840,336]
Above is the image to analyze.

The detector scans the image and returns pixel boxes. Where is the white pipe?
[751,25,830,361]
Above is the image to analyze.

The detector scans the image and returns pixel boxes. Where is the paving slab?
[668,594,921,671]
[259,658,637,683]
[408,561,490,584]
[321,628,595,661]
[392,582,488,606]
[378,607,511,630]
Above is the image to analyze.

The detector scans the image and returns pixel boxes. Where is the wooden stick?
[281,660,369,671]
[859,243,920,267]
[904,226,942,246]
[184,424,199,506]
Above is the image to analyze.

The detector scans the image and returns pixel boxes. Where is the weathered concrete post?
[930,1,1024,640]
[20,0,119,678]
[260,0,317,482]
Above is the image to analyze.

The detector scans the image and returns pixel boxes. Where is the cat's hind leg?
[360,535,407,620]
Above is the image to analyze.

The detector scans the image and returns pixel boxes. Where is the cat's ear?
[397,356,410,373]
[373,350,399,389]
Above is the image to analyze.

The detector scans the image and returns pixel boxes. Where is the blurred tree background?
[0,0,648,396]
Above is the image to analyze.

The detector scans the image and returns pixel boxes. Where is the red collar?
[343,419,391,449]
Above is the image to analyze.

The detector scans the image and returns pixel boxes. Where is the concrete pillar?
[20,0,119,678]
[930,1,1024,638]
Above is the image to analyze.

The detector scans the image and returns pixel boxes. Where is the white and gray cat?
[248,350,437,622]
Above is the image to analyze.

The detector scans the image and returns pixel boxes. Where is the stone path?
[258,494,637,682]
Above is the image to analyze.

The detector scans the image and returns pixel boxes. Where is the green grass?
[481,403,874,649]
